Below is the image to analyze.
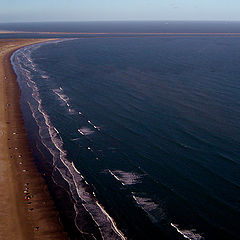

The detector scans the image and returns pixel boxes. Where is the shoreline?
[2,30,240,35]
[0,39,68,240]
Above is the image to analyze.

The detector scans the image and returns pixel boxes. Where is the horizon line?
[1,20,240,24]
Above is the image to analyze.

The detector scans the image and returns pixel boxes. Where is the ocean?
[9,22,240,240]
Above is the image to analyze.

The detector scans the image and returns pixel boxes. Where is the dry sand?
[0,31,14,33]
[0,39,69,240]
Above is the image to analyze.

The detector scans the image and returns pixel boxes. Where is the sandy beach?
[0,39,69,240]
[0,30,15,33]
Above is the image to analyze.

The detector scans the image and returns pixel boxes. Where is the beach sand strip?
[0,39,69,240]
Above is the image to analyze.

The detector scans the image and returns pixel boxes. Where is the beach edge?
[0,39,69,240]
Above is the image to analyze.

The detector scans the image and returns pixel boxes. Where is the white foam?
[13,41,127,240]
[109,170,143,186]
[71,162,81,175]
[132,195,158,212]
[53,88,70,105]
[71,137,80,141]
[171,223,204,240]
[96,201,126,240]
[68,108,76,114]
[78,127,94,136]
[108,170,125,186]
[87,120,100,130]
[41,74,49,79]
[52,88,76,114]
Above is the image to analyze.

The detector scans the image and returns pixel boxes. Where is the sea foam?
[11,42,126,240]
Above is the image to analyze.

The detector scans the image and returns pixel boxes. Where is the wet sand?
[0,39,69,240]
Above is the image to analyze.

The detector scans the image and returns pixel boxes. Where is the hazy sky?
[0,0,239,22]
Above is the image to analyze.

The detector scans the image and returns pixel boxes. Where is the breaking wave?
[11,41,126,240]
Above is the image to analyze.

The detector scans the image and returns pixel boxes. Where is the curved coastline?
[11,39,128,240]
[0,39,68,240]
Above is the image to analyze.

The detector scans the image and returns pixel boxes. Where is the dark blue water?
[2,21,240,33]
[2,21,240,40]
[11,33,240,240]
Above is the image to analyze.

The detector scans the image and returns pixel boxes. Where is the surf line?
[170,223,203,240]
[96,201,126,240]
